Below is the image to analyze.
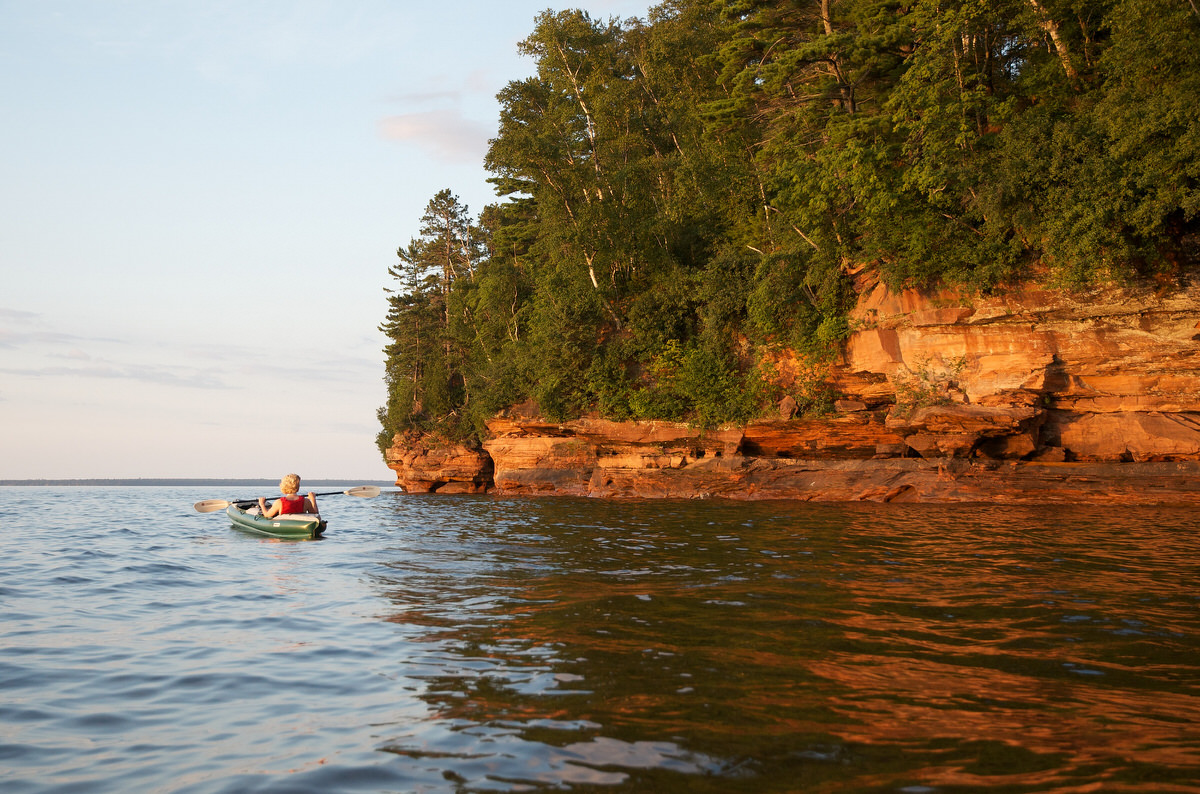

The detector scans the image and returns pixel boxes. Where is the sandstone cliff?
[384,274,1200,503]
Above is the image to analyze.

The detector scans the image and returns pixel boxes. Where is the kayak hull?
[226,504,327,538]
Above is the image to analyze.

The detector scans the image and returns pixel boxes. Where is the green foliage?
[612,338,762,427]
[377,190,480,442]
[893,356,969,416]
[672,343,761,427]
[380,0,1200,453]
[624,268,702,356]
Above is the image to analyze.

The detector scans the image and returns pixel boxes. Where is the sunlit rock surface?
[386,275,1200,502]
[384,431,491,494]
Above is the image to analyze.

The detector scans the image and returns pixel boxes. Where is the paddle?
[192,485,382,513]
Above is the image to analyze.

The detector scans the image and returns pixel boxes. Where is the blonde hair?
[279,473,301,494]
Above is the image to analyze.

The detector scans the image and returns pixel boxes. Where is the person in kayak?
[257,473,318,517]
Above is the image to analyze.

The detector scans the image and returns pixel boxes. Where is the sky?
[0,0,655,481]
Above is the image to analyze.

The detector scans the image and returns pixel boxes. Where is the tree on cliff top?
[380,0,1200,449]
[377,190,481,451]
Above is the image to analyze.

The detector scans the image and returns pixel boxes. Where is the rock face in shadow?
[384,274,1200,503]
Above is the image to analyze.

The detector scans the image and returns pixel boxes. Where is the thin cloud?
[0,328,77,349]
[0,363,229,390]
[224,355,379,388]
[173,339,378,383]
[0,307,41,323]
[49,349,94,361]
[0,307,129,350]
[388,87,471,105]
[464,69,496,94]
[378,109,492,164]
[391,69,498,104]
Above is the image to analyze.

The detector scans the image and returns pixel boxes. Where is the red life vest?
[278,495,307,515]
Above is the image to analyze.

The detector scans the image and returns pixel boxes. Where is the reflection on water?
[1,488,1198,793]
[365,498,1200,792]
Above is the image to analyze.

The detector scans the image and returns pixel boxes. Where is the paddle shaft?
[193,486,381,513]
[237,489,358,505]
[231,485,382,507]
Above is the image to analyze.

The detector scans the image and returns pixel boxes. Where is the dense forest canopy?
[378,0,1200,451]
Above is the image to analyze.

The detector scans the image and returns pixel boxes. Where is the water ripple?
[2,489,1199,792]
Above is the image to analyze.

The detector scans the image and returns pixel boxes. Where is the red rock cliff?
[384,276,1200,503]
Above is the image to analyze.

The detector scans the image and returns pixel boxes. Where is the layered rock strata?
[384,274,1200,503]
[386,430,492,494]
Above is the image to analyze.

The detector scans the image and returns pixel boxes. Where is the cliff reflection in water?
[368,496,1200,792]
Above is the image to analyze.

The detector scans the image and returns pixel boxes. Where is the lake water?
[3,486,1199,793]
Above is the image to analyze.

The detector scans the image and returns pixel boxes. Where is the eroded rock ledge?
[385,275,1200,504]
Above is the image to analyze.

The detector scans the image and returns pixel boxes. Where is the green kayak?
[226,504,327,539]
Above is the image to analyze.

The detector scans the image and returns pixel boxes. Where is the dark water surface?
[2,487,1198,793]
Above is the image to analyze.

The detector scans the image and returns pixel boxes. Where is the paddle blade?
[193,499,232,513]
[345,486,381,498]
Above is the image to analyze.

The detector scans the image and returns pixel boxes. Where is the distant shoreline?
[0,479,394,487]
